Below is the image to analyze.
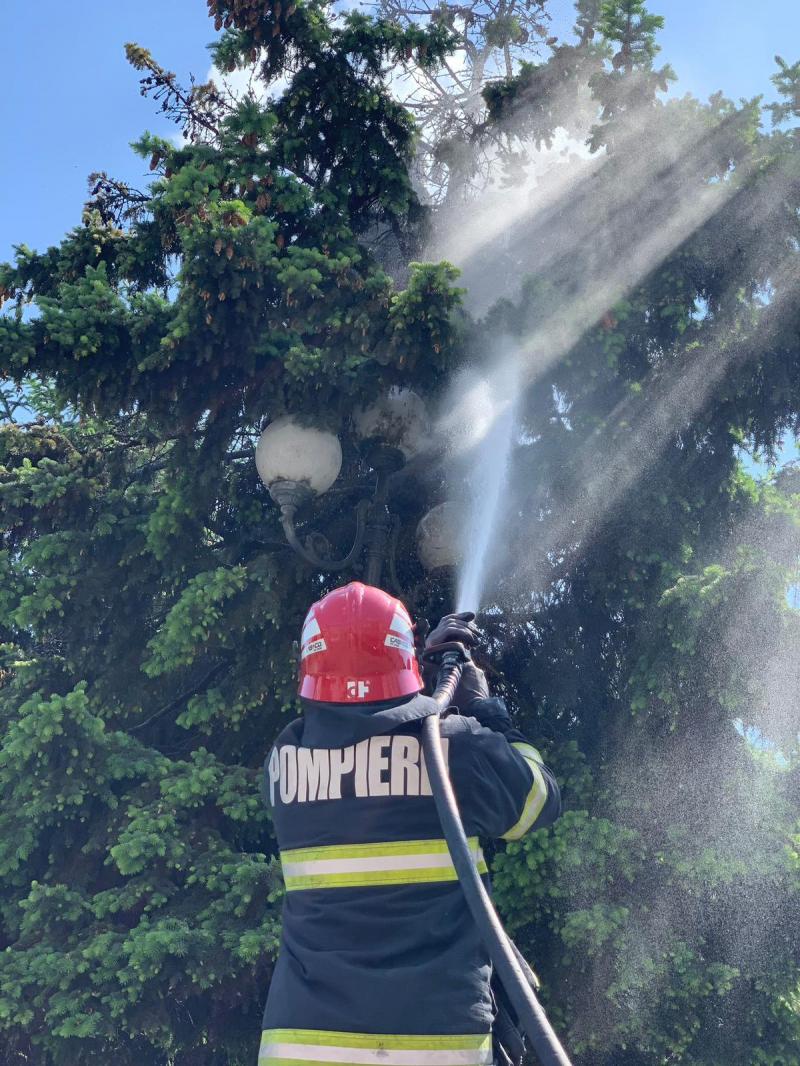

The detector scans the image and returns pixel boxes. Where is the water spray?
[457,388,518,612]
[440,357,521,615]
[424,643,573,1066]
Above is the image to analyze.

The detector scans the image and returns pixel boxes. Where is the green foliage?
[769,55,800,127]
[598,0,665,68]
[143,567,250,676]
[0,2,464,1060]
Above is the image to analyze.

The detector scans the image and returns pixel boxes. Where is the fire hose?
[424,644,573,1066]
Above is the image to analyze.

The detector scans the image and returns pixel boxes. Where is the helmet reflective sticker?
[384,633,413,652]
[346,680,372,699]
[301,614,327,659]
[385,610,415,653]
[389,610,413,637]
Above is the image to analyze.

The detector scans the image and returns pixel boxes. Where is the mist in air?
[421,49,799,1048]
[430,79,795,613]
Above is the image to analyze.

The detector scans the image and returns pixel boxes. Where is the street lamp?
[255,393,429,587]
[416,501,463,571]
[255,416,343,506]
[353,386,431,459]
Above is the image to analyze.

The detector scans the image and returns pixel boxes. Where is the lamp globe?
[416,501,463,570]
[255,417,342,498]
[353,387,430,460]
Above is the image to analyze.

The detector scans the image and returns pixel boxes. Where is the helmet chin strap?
[423,647,574,1066]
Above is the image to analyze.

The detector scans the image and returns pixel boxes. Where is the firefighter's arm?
[445,713,561,841]
[497,737,561,840]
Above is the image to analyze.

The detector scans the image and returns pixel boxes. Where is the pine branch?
[86,173,151,228]
[125,43,225,142]
[129,660,232,731]
[0,387,19,423]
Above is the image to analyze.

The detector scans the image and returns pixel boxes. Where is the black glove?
[425,611,480,650]
[424,611,490,712]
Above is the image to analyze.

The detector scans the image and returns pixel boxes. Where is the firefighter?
[260,581,561,1066]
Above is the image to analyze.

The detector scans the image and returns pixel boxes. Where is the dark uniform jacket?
[259,693,561,1066]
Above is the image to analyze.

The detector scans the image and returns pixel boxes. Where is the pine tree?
[0,3,462,1063]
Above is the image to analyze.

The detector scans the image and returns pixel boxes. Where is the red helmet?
[299,582,423,703]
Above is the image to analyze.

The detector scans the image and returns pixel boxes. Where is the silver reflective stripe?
[259,1030,492,1066]
[283,853,463,876]
[280,837,488,890]
[260,1045,492,1065]
[388,610,414,639]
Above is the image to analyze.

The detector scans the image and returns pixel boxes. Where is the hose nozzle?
[424,642,470,711]
[421,641,472,666]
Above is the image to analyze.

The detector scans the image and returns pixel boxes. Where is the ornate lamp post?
[255,390,431,588]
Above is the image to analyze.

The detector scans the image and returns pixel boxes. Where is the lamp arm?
[279,497,370,571]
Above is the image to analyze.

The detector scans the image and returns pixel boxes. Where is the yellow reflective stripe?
[262,1030,491,1050]
[502,742,548,841]
[280,838,488,890]
[511,742,543,764]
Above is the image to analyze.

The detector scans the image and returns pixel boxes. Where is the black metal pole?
[364,503,391,586]
[426,652,574,1066]
[363,452,397,586]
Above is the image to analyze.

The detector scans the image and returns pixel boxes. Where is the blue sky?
[3,0,800,264]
